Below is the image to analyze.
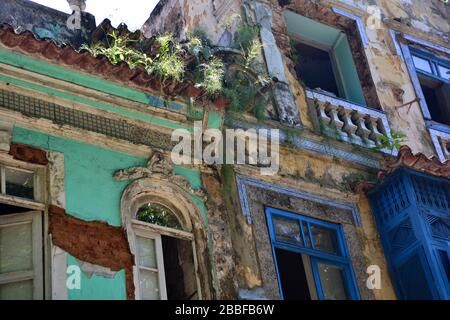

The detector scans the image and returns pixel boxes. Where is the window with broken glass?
[266,207,360,300]
[0,165,35,200]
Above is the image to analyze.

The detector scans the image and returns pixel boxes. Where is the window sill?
[0,194,45,211]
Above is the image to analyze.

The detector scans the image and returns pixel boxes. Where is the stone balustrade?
[306,89,393,152]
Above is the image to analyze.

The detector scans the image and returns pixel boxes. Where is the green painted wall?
[12,126,145,227]
[11,126,211,299]
[67,255,127,300]
[0,48,186,113]
[173,165,202,190]
[0,73,192,132]
[207,111,222,129]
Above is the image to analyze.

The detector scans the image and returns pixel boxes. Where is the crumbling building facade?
[0,0,449,300]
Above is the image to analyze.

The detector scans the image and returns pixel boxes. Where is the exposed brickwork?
[270,0,381,109]
[48,205,135,300]
[9,142,48,165]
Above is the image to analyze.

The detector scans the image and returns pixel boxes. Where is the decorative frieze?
[0,89,176,151]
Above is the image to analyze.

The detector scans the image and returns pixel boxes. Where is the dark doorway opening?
[162,236,198,300]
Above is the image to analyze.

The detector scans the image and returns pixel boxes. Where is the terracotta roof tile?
[380,145,449,180]
[0,23,191,98]
[353,146,449,194]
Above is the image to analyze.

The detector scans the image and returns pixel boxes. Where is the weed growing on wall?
[373,130,407,154]
[81,22,273,119]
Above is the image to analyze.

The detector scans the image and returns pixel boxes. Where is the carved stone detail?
[113,152,207,201]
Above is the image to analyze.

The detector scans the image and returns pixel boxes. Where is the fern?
[153,33,185,81]
[196,58,225,96]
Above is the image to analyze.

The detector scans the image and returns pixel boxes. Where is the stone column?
[252,1,301,126]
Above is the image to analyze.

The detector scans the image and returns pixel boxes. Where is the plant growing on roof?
[195,58,225,96]
[152,33,185,81]
[81,22,273,119]
[81,31,184,82]
[81,31,154,69]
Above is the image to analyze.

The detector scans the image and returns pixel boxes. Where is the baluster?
[316,101,331,126]
[367,117,385,146]
[352,112,372,145]
[339,108,358,139]
[327,104,344,133]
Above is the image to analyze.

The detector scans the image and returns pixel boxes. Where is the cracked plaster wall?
[270,0,449,156]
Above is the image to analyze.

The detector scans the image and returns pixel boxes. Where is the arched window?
[136,203,182,230]
[120,178,203,300]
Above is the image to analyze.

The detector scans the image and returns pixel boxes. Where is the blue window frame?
[408,47,450,126]
[266,207,360,300]
[410,48,450,84]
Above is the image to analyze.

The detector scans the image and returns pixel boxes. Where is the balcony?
[306,89,394,154]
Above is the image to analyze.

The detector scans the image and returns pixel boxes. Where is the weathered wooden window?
[0,156,47,300]
[134,228,167,300]
[132,204,199,300]
[0,166,34,200]
[0,211,43,300]
[369,168,450,299]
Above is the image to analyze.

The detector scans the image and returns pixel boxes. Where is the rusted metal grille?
[0,89,173,149]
